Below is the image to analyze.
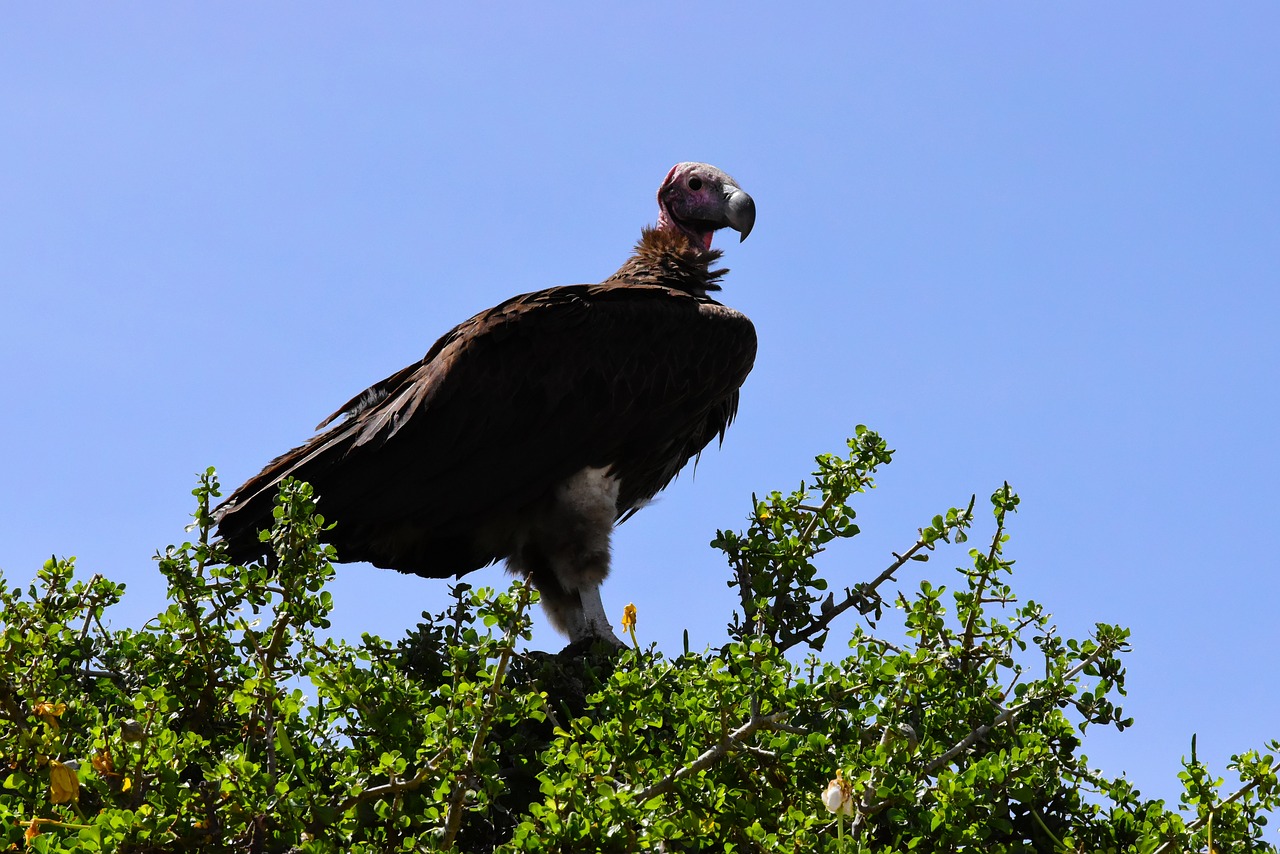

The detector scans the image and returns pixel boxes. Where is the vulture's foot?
[561,580,624,648]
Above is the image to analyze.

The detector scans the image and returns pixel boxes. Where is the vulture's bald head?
[656,162,756,251]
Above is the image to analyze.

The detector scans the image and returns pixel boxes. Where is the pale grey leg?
[562,580,623,645]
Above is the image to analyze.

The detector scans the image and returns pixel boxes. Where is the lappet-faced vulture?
[215,162,757,644]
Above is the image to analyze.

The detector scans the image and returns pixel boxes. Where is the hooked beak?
[723,184,756,242]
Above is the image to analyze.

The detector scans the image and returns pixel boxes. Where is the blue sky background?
[3,3,1277,821]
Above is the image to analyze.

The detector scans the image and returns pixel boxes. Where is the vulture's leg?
[560,581,620,644]
[512,467,624,645]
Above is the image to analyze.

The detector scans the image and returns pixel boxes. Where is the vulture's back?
[214,281,755,577]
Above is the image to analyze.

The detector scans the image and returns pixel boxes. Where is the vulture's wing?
[215,283,756,576]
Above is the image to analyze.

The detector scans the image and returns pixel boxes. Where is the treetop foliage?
[1,428,1276,852]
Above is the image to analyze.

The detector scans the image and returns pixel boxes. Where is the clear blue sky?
[3,3,1277,820]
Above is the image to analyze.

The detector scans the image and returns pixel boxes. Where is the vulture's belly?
[554,466,622,527]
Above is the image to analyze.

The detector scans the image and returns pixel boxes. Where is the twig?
[441,583,532,849]
[739,744,779,761]
[0,680,30,738]
[169,492,222,722]
[76,574,104,680]
[642,662,675,695]
[1151,774,1270,854]
[325,751,447,819]
[854,685,913,821]
[796,488,845,552]
[534,688,563,733]
[777,536,932,653]
[1030,809,1068,851]
[129,707,157,808]
[961,495,1008,667]
[998,667,1024,704]
[729,545,759,632]
[634,711,790,803]
[855,636,1120,820]
[865,637,906,655]
[869,539,931,590]
[923,640,1112,778]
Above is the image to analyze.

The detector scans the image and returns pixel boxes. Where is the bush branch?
[634,710,790,803]
[1151,774,1270,854]
[441,583,532,850]
[777,535,932,653]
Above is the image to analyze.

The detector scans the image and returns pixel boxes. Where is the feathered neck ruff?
[606,227,729,296]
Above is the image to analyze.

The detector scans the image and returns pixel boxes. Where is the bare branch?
[634,711,791,803]
[777,536,932,653]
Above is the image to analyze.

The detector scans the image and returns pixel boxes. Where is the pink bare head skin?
[656,162,756,251]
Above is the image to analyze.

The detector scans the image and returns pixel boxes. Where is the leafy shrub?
[1,429,1275,852]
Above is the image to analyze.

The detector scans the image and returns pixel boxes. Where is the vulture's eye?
[688,177,703,191]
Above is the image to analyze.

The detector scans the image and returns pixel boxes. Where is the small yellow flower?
[49,760,80,804]
[621,603,638,632]
[34,702,66,730]
[822,771,854,816]
[121,776,133,793]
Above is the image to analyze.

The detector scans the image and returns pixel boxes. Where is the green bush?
[1,428,1275,852]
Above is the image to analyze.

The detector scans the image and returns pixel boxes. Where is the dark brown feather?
[215,225,756,579]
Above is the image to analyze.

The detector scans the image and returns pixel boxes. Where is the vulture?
[215,162,757,644]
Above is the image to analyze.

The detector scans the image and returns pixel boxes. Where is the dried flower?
[91,751,114,775]
[34,701,66,730]
[25,817,40,843]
